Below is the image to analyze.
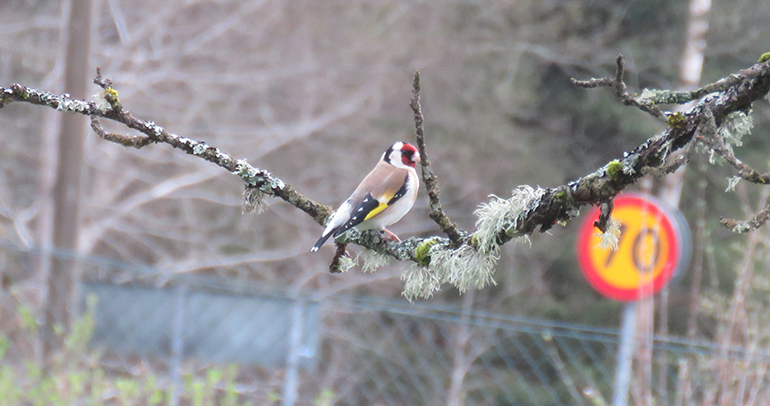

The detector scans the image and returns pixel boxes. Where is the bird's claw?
[382,228,401,242]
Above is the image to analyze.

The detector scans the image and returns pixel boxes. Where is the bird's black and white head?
[382,141,421,169]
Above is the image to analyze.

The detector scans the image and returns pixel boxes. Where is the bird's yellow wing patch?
[364,201,389,221]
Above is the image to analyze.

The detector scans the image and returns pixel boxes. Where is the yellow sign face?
[577,194,682,301]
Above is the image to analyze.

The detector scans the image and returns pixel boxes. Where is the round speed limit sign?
[576,194,691,301]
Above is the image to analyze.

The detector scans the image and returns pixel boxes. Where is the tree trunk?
[656,0,711,400]
[42,0,92,361]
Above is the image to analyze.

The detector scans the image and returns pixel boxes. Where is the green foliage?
[222,365,240,406]
[267,391,282,403]
[17,302,38,333]
[116,378,139,405]
[0,336,8,360]
[314,389,336,406]
[0,299,264,406]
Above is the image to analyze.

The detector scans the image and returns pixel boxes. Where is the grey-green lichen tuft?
[726,222,752,234]
[50,92,90,113]
[401,243,498,302]
[598,218,622,251]
[725,176,741,193]
[639,88,695,105]
[232,159,285,192]
[92,91,112,111]
[432,244,498,293]
[242,187,268,214]
[233,159,258,183]
[193,143,208,155]
[336,255,357,273]
[147,121,164,137]
[358,249,391,273]
[622,154,639,175]
[707,111,753,166]
[401,264,442,302]
[718,111,753,154]
[474,185,545,254]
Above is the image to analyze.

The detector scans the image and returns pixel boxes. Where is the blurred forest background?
[1,0,770,404]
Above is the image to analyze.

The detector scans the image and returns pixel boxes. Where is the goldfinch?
[310,141,421,252]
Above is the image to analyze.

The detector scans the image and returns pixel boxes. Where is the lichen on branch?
[2,56,770,297]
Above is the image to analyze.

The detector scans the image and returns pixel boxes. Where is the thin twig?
[0,70,333,227]
[719,198,770,233]
[1,58,769,266]
[640,141,695,177]
[90,116,153,148]
[329,243,350,273]
[571,54,666,120]
[410,71,464,243]
[697,113,770,185]
[593,200,614,233]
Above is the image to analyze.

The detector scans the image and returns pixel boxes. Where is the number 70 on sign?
[576,194,691,302]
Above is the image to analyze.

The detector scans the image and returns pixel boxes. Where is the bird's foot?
[382,228,401,242]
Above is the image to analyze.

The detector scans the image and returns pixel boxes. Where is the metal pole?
[283,298,304,406]
[170,283,188,406]
[613,302,637,406]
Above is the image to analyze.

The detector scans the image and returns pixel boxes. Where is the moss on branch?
[2,57,770,297]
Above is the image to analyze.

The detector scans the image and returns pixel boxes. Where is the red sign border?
[577,194,682,301]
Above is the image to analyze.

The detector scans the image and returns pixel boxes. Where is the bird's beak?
[413,152,421,164]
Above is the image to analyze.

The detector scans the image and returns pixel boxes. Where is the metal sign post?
[577,193,692,404]
[613,302,637,406]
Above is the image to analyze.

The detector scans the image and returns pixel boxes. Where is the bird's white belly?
[355,173,418,231]
[355,196,412,230]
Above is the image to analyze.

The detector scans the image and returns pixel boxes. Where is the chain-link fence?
[1,242,769,405]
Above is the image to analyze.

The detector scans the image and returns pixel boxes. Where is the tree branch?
[410,71,464,244]
[2,58,770,295]
[329,243,351,274]
[571,55,666,120]
[720,201,770,234]
[695,109,770,186]
[1,72,332,228]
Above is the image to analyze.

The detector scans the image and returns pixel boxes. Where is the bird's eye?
[401,151,415,166]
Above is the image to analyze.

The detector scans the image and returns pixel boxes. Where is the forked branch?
[1,58,769,284]
[410,72,465,244]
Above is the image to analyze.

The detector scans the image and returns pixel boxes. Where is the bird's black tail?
[310,232,333,253]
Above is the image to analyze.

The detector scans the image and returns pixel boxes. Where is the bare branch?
[696,110,770,185]
[640,139,696,178]
[2,58,770,276]
[719,203,770,234]
[2,73,332,228]
[571,54,666,120]
[329,243,351,274]
[90,116,152,148]
[410,71,465,244]
[594,201,614,233]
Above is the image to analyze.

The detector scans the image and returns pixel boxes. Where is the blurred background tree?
[1,2,770,400]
